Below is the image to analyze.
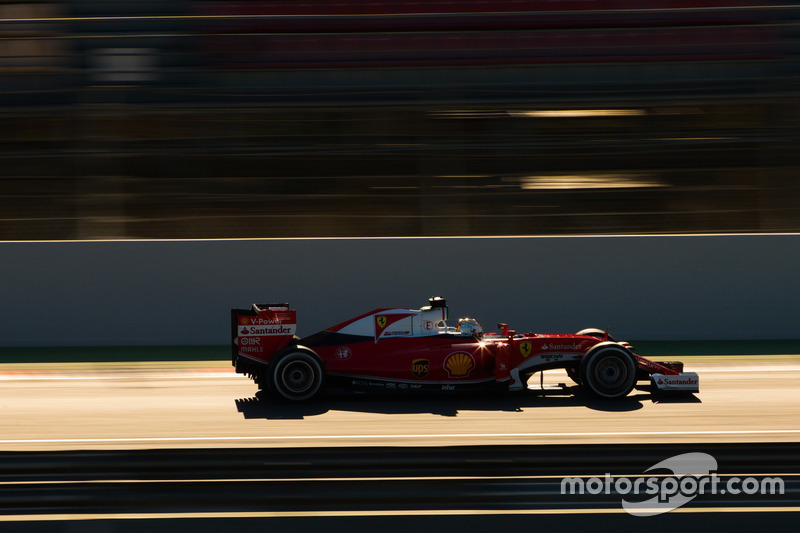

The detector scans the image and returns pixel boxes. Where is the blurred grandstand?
[1,0,799,239]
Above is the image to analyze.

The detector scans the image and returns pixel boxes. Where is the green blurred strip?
[0,346,229,364]
[631,340,800,357]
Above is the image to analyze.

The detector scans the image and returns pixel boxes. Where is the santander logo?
[658,376,698,385]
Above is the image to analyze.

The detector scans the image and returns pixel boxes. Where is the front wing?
[650,372,700,393]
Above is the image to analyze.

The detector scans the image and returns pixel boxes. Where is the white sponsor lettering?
[238,325,296,336]
[240,346,264,354]
[248,317,292,325]
[383,330,410,337]
[560,452,785,517]
[542,343,582,352]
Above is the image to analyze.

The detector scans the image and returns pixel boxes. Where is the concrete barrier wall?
[1,235,798,346]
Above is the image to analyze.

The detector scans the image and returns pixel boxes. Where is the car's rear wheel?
[580,345,636,399]
[270,350,324,401]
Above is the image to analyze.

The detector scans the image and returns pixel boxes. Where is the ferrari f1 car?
[231,297,699,401]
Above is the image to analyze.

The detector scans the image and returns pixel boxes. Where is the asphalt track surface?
[1,356,799,452]
[1,511,799,533]
[2,355,799,531]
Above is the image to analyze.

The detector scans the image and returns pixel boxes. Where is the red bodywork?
[231,300,694,397]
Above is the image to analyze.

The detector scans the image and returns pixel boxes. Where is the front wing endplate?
[651,372,699,393]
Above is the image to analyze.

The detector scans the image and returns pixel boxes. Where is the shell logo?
[444,352,475,378]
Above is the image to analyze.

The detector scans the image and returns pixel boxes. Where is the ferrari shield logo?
[520,342,532,358]
[376,316,387,328]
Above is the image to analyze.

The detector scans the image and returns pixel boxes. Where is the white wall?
[2,235,798,346]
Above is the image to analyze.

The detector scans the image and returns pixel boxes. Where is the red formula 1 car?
[231,297,699,401]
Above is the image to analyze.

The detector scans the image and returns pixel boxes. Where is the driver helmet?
[457,318,483,339]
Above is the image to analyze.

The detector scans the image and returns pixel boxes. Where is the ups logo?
[412,359,429,378]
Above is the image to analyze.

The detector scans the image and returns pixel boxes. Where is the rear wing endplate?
[230,303,297,365]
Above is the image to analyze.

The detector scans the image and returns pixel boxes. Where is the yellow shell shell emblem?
[444,352,475,378]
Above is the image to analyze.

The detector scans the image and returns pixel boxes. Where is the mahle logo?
[561,452,785,516]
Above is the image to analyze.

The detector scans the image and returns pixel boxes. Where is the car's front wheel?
[575,328,617,343]
[579,344,636,399]
[270,350,325,401]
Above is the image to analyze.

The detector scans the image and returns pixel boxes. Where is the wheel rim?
[280,360,315,394]
[593,355,629,391]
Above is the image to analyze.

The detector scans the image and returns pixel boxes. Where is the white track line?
[0,373,237,381]
[2,429,799,445]
[2,507,800,522]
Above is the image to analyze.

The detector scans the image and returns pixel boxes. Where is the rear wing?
[230,303,297,365]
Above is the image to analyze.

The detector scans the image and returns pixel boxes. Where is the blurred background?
[1,0,799,240]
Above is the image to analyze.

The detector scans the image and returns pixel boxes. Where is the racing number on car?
[520,342,532,358]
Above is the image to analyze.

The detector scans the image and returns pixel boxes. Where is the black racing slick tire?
[270,350,325,402]
[579,344,636,399]
[575,328,617,343]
